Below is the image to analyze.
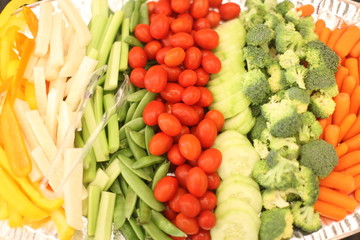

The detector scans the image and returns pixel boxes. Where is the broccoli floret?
[275,22,304,55]
[291,201,322,233]
[284,64,308,89]
[240,8,265,31]
[284,9,301,25]
[276,0,295,16]
[254,139,270,159]
[309,92,336,119]
[264,12,285,30]
[250,115,268,141]
[243,45,272,70]
[243,69,272,105]
[261,100,302,138]
[295,166,320,205]
[304,66,336,91]
[250,104,262,117]
[259,208,294,240]
[320,82,339,98]
[298,112,323,143]
[263,0,278,12]
[278,49,300,69]
[296,16,318,43]
[267,61,289,92]
[300,139,338,178]
[246,24,274,51]
[305,40,340,72]
[277,87,311,113]
[262,189,290,210]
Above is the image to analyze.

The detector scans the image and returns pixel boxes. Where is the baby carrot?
[327,114,333,126]
[349,39,360,58]
[354,174,360,190]
[296,4,315,17]
[344,134,360,152]
[319,27,331,44]
[349,86,360,114]
[314,200,348,221]
[318,118,328,139]
[332,93,350,125]
[343,162,360,177]
[319,171,355,193]
[327,27,347,50]
[341,76,356,96]
[334,25,360,58]
[338,114,357,142]
[315,19,326,36]
[335,66,349,91]
[343,116,360,141]
[335,150,360,171]
[324,124,340,147]
[344,58,359,85]
[336,143,349,157]
[318,186,357,212]
[355,188,360,201]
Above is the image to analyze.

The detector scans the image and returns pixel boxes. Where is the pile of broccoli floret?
[240,0,341,239]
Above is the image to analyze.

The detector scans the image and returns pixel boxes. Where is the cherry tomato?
[128,47,147,68]
[168,144,187,165]
[219,2,241,20]
[207,172,221,190]
[204,109,224,131]
[130,68,146,88]
[178,70,198,87]
[175,164,192,188]
[194,29,219,50]
[193,18,211,31]
[171,14,193,33]
[171,236,187,240]
[198,191,217,211]
[156,47,171,64]
[169,187,187,212]
[202,54,221,74]
[173,125,190,143]
[209,0,222,7]
[172,103,200,126]
[171,0,191,13]
[163,205,177,220]
[158,113,182,136]
[206,11,221,28]
[200,50,214,57]
[143,100,166,126]
[198,211,216,230]
[190,0,209,19]
[144,65,168,93]
[190,126,197,135]
[154,176,179,202]
[134,24,153,43]
[175,213,199,235]
[170,32,194,50]
[195,119,217,148]
[144,40,162,60]
[195,68,210,86]
[178,193,201,217]
[192,229,211,240]
[192,105,205,121]
[182,86,201,105]
[165,102,174,114]
[149,132,173,155]
[150,14,170,39]
[161,32,174,47]
[160,83,184,103]
[161,65,182,82]
[198,148,222,174]
[178,134,202,161]
[184,47,202,70]
[197,87,214,107]
[147,1,156,14]
[154,0,172,16]
[164,47,186,67]
[186,167,208,197]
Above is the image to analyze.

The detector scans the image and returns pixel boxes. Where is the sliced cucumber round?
[213,130,251,149]
[223,107,255,135]
[218,173,260,192]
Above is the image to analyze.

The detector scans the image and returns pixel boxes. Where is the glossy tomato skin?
[206,11,221,28]
[150,14,170,39]
[178,193,201,217]
[169,187,187,212]
[178,69,198,87]
[186,167,208,197]
[198,148,222,173]
[175,164,192,188]
[147,1,156,14]
[149,132,173,155]
[219,2,241,20]
[130,68,146,88]
[172,103,200,126]
[154,176,179,202]
[195,119,217,148]
[192,229,211,240]
[194,29,219,50]
[193,18,211,31]
[143,100,166,126]
[204,109,224,131]
[198,210,216,230]
[171,14,193,33]
[160,65,182,82]
[170,32,194,49]
[202,54,221,74]
[158,113,182,136]
[168,144,187,165]
[198,191,217,211]
[207,172,221,190]
[209,0,222,8]
[160,83,184,103]
[178,134,202,161]
[156,47,171,64]
[182,86,201,105]
[175,213,200,235]
[144,40,162,60]
[163,205,178,220]
[134,24,153,43]
[171,0,191,13]
[144,65,168,93]
[173,125,190,143]
[190,0,209,19]
[184,47,202,70]
[128,47,147,69]
[164,47,186,67]
[197,87,214,107]
[154,0,172,16]
[192,105,205,121]
[195,68,210,86]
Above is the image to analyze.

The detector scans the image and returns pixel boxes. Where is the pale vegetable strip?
[104,41,122,91]
[59,34,86,78]
[23,55,39,83]
[56,101,74,149]
[45,88,61,143]
[34,1,53,57]
[94,191,116,240]
[33,67,47,116]
[49,77,66,102]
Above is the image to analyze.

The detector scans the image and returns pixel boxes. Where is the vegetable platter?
[1,0,360,239]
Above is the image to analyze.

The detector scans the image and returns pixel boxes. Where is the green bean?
[130,0,141,33]
[132,91,157,120]
[129,130,146,149]
[119,138,129,149]
[152,161,170,190]
[113,194,126,230]
[132,155,165,169]
[122,0,135,18]
[137,199,152,224]
[142,221,172,240]
[143,166,154,180]
[125,101,139,124]
[120,117,145,140]
[144,125,154,155]
[118,160,165,211]
[118,154,151,181]
[139,2,149,25]
[125,188,138,219]
[129,217,145,240]
[119,220,138,240]
[125,127,147,161]
[127,89,148,102]
[119,175,129,195]
[117,148,133,158]
[118,101,129,123]
[151,210,186,237]
[109,179,123,195]
[124,35,144,47]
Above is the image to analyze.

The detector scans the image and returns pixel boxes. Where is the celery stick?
[104,159,121,191]
[87,15,108,55]
[104,41,121,91]
[97,14,113,54]
[94,192,116,240]
[129,217,145,240]
[113,194,126,230]
[87,47,99,60]
[91,0,108,17]
[87,185,101,236]
[124,188,138,219]
[104,93,120,153]
[119,18,130,71]
[74,131,93,169]
[83,154,97,184]
[90,168,110,191]
[98,11,124,67]
[80,118,98,170]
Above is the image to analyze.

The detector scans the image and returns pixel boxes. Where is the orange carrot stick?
[319,171,355,193]
[336,66,349,91]
[318,118,328,139]
[315,19,326,36]
[335,150,360,171]
[318,186,357,212]
[327,114,333,126]
[350,39,360,58]
[343,162,360,177]
[341,76,356,95]
[324,124,340,147]
[343,116,360,141]
[334,25,360,58]
[328,27,347,50]
[355,188,360,201]
[319,27,331,44]
[314,200,348,221]
[344,58,359,85]
[296,4,315,17]
[333,93,350,125]
[349,86,360,115]
[354,174,360,190]
[336,143,349,157]
[338,114,357,142]
[344,134,360,152]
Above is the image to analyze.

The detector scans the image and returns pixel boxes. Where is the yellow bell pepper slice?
[0,0,36,29]
[22,6,38,38]
[0,197,8,220]
[51,208,75,240]
[24,81,37,109]
[8,207,23,228]
[23,216,51,229]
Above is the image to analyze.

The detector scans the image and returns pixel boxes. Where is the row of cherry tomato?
[127,0,240,239]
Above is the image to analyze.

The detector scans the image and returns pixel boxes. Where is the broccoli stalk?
[262,188,298,210]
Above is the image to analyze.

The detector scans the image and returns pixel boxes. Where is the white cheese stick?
[34,67,47,116]
[46,88,61,143]
[56,101,74,149]
[49,12,65,68]
[34,1,53,57]
[59,34,86,78]
[63,25,75,56]
[49,77,66,101]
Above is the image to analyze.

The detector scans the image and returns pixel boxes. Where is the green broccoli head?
[305,66,336,91]
[276,0,295,16]
[309,92,336,119]
[250,104,262,117]
[284,64,308,89]
[240,8,265,31]
[254,139,270,159]
[295,166,320,205]
[275,22,304,55]
[259,207,294,240]
[261,100,302,138]
[243,69,272,105]
[279,49,300,69]
[298,112,323,143]
[291,201,322,233]
[296,16,318,43]
[300,139,338,178]
[252,159,270,184]
[267,61,290,92]
[305,40,340,72]
[246,24,274,51]
[264,12,285,30]
[277,87,311,113]
[262,189,290,210]
[243,45,272,70]
[284,9,301,25]
[320,83,339,98]
[250,115,268,141]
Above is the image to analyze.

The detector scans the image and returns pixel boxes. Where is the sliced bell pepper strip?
[50,208,75,240]
[8,207,23,228]
[22,6,38,38]
[0,0,36,29]
[0,197,8,220]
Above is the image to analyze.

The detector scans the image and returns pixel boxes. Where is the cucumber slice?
[215,19,246,47]
[237,115,256,135]
[219,174,259,191]
[217,180,262,213]
[218,145,260,179]
[223,107,255,135]
[213,130,251,149]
